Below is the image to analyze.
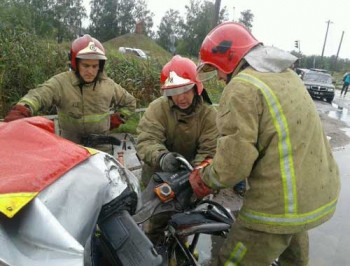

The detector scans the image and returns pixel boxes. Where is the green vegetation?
[112,113,141,134]
[0,27,69,116]
[105,51,167,107]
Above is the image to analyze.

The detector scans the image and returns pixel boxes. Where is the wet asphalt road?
[309,145,350,265]
[309,91,350,265]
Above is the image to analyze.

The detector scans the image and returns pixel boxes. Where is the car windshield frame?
[303,73,332,84]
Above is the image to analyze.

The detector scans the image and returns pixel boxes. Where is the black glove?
[159,152,182,172]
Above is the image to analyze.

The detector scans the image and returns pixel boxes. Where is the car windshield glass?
[304,73,332,84]
[135,49,146,57]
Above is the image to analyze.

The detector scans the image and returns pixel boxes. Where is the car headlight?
[327,88,334,92]
[305,85,311,90]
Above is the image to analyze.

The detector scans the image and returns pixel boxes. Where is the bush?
[0,27,68,116]
[105,52,168,107]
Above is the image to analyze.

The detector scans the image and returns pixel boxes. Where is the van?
[118,47,148,59]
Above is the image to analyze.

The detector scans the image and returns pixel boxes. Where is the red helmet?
[69,34,107,71]
[197,22,261,81]
[160,55,203,97]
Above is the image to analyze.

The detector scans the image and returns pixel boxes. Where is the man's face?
[217,69,228,83]
[78,59,100,83]
[172,89,195,109]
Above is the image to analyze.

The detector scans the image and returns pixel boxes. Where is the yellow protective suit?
[18,71,136,144]
[201,67,340,265]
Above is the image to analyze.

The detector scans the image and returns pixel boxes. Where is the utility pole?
[169,34,176,55]
[321,20,333,67]
[333,31,345,74]
[212,0,221,28]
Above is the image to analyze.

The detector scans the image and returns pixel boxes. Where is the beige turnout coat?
[136,96,218,185]
[19,71,136,143]
[202,67,340,234]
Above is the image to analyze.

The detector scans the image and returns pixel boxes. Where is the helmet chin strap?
[226,73,233,84]
[227,59,249,84]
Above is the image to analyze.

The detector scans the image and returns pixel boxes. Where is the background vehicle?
[118,47,148,59]
[298,69,335,103]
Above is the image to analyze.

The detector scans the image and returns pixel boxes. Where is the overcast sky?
[84,0,350,59]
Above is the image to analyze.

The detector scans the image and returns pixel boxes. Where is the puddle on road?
[326,104,350,125]
[339,127,350,138]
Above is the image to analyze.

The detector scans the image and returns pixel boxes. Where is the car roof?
[299,68,331,77]
[309,68,328,73]
[305,71,331,77]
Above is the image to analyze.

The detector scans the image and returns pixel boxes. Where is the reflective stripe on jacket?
[19,71,136,143]
[136,96,218,183]
[202,67,340,234]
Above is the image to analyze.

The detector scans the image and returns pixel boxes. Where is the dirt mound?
[103,33,171,59]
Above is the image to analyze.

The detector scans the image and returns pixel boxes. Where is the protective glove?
[189,158,213,199]
[159,152,182,172]
[4,104,31,122]
[110,113,124,130]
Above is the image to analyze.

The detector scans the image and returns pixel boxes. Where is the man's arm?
[202,81,261,189]
[18,76,62,115]
[112,83,137,121]
[136,99,168,169]
[192,105,219,165]
[4,76,62,121]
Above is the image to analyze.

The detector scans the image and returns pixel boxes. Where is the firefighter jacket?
[201,67,340,234]
[18,71,136,143]
[136,96,218,185]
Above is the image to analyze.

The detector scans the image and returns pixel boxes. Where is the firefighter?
[136,55,218,243]
[4,34,136,145]
[190,22,340,266]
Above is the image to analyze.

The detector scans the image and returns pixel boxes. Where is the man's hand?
[159,152,182,172]
[4,105,31,122]
[189,158,213,199]
[110,113,124,129]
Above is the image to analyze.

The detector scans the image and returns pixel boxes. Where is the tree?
[0,0,87,39]
[156,9,184,52]
[53,0,87,40]
[89,0,154,42]
[0,0,56,37]
[133,0,154,37]
[177,0,228,57]
[89,0,130,41]
[239,9,254,31]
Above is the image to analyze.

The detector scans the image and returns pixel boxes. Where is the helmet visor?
[196,63,217,82]
[162,84,194,97]
[162,71,196,96]
[76,54,107,60]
